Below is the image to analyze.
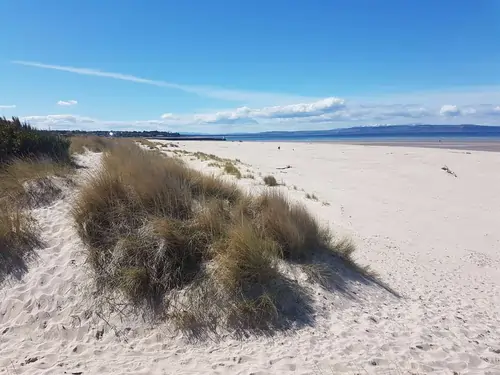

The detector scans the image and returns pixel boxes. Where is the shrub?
[263,175,278,186]
[0,117,70,163]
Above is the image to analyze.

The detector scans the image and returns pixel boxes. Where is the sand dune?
[1,142,500,374]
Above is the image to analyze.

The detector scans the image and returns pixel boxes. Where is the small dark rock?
[95,328,104,340]
[26,357,39,364]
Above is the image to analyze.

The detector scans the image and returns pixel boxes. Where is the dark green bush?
[0,117,70,163]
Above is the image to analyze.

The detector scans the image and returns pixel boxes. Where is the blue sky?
[1,0,500,133]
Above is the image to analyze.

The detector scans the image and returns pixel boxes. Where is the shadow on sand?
[173,246,400,342]
[0,230,44,285]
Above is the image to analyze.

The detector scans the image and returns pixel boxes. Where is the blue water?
[224,133,500,142]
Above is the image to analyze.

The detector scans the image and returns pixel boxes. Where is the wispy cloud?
[0,105,16,109]
[12,60,314,106]
[57,100,78,106]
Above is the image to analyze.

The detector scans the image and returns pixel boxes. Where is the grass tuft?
[0,118,76,283]
[250,191,331,261]
[0,158,73,207]
[305,193,319,201]
[263,175,278,186]
[0,202,43,283]
[69,136,113,154]
[135,138,159,148]
[223,162,242,179]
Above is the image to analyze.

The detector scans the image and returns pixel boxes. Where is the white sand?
[1,142,500,374]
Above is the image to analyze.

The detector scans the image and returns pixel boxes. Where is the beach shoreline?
[336,139,500,152]
[227,138,500,152]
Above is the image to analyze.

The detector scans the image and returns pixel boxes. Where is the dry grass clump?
[223,162,242,179]
[0,158,73,208]
[73,143,237,306]
[0,160,70,282]
[193,151,229,163]
[243,191,331,261]
[212,223,285,328]
[0,118,75,282]
[135,138,159,148]
[263,175,278,186]
[305,193,319,201]
[207,162,222,168]
[161,143,179,148]
[69,136,113,154]
[0,202,43,283]
[193,151,221,161]
[74,142,375,334]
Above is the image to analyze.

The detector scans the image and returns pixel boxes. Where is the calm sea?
[223,133,500,142]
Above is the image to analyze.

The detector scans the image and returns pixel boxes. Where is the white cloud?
[161,113,177,119]
[57,100,78,106]
[195,97,346,124]
[12,61,314,106]
[0,105,16,109]
[440,105,461,117]
[18,98,500,134]
[380,106,430,118]
[462,107,476,115]
[23,114,96,129]
[479,105,500,116]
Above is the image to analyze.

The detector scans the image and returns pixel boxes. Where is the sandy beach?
[1,141,500,374]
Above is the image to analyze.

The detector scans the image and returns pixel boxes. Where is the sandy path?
[1,143,499,374]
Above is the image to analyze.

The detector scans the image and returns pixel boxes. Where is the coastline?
[336,139,500,152]
[224,137,500,152]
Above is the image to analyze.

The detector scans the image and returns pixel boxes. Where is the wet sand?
[339,139,500,152]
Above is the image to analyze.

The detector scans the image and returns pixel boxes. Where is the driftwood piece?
[276,165,292,170]
[441,165,457,177]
